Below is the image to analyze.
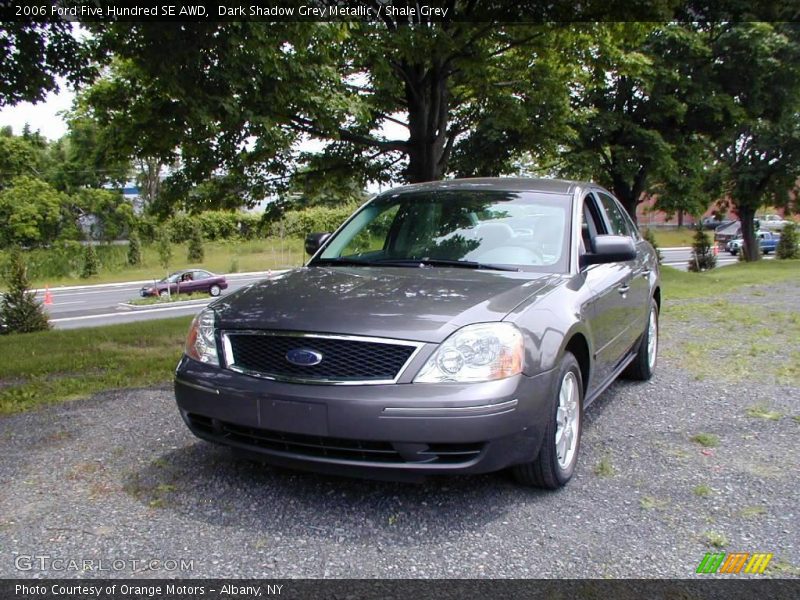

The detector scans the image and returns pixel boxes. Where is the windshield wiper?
[373,258,520,272]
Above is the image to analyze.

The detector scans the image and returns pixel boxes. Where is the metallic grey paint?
[175,177,660,479]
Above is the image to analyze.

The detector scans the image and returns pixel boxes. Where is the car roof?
[377,177,589,197]
[172,269,212,276]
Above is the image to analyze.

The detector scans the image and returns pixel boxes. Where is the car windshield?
[313,190,571,273]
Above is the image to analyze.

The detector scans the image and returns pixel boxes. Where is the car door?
[188,270,210,293]
[579,193,632,389]
[594,191,651,358]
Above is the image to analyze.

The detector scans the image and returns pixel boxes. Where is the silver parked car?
[175,178,660,488]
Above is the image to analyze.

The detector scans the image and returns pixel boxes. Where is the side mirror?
[305,232,331,256]
[580,235,637,267]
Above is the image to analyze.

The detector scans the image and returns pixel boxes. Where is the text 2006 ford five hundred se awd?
[175,178,660,488]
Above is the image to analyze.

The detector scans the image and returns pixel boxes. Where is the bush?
[776,222,799,259]
[642,228,663,264]
[156,227,173,273]
[169,211,263,243]
[187,225,205,262]
[274,204,358,238]
[0,176,65,247]
[134,215,159,244]
[688,227,716,272]
[81,243,99,279]
[0,248,50,334]
[127,230,143,266]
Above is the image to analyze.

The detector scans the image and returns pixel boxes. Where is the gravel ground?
[0,283,798,579]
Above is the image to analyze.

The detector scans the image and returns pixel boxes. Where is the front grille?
[186,414,484,465]
[223,332,418,383]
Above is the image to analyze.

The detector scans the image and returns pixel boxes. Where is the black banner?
[2,579,800,600]
[1,0,800,23]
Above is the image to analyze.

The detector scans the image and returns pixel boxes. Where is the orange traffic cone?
[44,286,53,305]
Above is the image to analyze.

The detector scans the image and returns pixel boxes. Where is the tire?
[623,298,658,381]
[512,352,583,489]
[159,290,169,299]
[209,284,221,297]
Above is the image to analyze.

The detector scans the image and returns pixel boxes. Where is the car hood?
[212,266,561,343]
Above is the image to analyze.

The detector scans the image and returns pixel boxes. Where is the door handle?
[642,268,651,277]
[617,284,630,294]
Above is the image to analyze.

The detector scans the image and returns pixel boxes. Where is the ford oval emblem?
[285,348,323,367]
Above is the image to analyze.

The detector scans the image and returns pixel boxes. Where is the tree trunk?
[402,61,450,183]
[611,178,639,225]
[610,165,647,225]
[738,205,760,261]
[677,209,684,228]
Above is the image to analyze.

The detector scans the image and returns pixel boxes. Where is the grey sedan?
[175,178,660,488]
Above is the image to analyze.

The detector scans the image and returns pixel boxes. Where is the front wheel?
[623,298,658,381]
[512,352,583,489]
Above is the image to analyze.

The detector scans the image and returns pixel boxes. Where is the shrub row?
[136,211,263,243]
[269,204,359,238]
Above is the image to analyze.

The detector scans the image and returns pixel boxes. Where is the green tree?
[85,19,578,207]
[127,230,143,266]
[0,247,50,334]
[0,134,47,188]
[45,101,132,193]
[81,243,99,279]
[0,176,65,247]
[187,225,204,263]
[706,23,800,261]
[66,189,134,242]
[776,222,799,259]
[0,23,91,106]
[688,226,717,272]
[554,23,720,223]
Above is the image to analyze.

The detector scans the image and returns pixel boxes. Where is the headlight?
[185,308,219,365]
[414,322,524,383]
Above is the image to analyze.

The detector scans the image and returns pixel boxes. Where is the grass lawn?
[645,228,697,248]
[660,261,800,386]
[0,259,797,415]
[0,317,191,415]
[660,260,800,300]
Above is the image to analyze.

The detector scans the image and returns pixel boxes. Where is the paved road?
[36,272,274,329]
[35,248,771,329]
[660,246,773,270]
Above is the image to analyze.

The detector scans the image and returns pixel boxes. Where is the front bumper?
[174,356,557,479]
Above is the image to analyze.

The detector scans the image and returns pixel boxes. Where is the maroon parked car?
[141,270,227,298]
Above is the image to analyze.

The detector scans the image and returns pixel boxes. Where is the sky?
[0,77,75,140]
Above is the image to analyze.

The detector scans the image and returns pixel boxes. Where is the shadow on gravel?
[121,441,557,545]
